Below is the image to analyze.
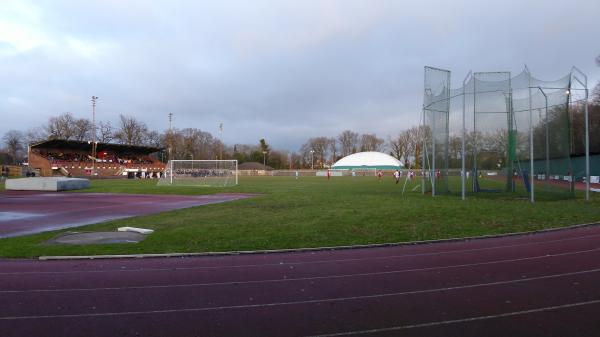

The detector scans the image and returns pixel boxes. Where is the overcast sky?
[1,0,599,150]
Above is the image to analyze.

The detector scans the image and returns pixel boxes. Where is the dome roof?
[332,152,402,169]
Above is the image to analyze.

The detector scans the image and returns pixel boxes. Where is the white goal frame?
[160,159,238,187]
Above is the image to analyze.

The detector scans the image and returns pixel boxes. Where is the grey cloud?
[1,0,599,151]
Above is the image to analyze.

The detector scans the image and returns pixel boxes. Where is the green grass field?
[1,176,599,258]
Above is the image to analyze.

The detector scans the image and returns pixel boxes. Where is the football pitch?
[1,176,599,258]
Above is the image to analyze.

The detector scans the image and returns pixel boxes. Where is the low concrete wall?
[5,177,90,191]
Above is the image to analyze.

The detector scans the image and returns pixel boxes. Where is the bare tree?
[46,112,76,140]
[25,127,47,144]
[406,126,425,168]
[144,130,161,148]
[73,118,93,141]
[114,115,148,145]
[337,130,359,156]
[2,130,24,164]
[388,131,411,164]
[360,133,384,152]
[300,137,329,168]
[98,121,114,143]
[328,137,338,163]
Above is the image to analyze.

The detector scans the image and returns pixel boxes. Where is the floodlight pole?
[462,71,471,200]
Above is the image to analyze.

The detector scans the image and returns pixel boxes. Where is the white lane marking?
[1,266,600,320]
[3,232,600,276]
[3,246,600,294]
[305,299,600,336]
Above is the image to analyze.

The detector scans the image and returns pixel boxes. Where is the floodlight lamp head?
[565,90,570,95]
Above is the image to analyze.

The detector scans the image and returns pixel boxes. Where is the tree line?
[2,104,599,170]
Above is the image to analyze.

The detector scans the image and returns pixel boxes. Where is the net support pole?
[236,160,239,185]
[432,105,436,197]
[170,160,173,184]
[528,71,535,203]
[585,87,590,201]
[461,71,471,200]
[533,87,549,186]
[421,105,426,194]
[472,74,477,192]
[572,67,590,201]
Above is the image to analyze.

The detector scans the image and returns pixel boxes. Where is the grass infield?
[1,176,599,258]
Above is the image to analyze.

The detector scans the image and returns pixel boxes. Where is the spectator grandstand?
[28,139,165,178]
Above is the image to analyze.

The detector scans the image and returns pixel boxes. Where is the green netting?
[422,67,450,195]
[422,66,589,201]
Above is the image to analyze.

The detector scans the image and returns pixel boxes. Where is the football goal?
[158,160,238,187]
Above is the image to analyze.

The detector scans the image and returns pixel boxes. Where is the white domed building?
[332,152,403,170]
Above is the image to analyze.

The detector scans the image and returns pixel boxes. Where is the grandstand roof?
[30,139,163,155]
[332,151,402,170]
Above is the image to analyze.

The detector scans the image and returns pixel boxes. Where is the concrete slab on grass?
[45,231,147,245]
[6,177,90,191]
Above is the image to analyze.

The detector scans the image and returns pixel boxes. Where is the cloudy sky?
[1,0,599,150]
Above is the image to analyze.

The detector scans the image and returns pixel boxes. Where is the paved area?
[0,191,256,238]
[1,224,600,336]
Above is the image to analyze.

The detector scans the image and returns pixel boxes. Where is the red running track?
[0,191,256,238]
[2,224,600,336]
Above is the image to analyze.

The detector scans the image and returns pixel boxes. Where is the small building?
[28,139,165,178]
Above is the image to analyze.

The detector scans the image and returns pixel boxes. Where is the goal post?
[158,160,238,187]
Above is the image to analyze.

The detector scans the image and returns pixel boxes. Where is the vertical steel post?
[462,72,471,200]
[462,79,466,199]
[528,72,534,202]
[585,87,590,201]
[421,105,426,194]
[432,104,436,197]
[472,74,477,192]
[544,89,549,185]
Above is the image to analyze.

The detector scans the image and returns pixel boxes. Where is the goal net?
[157,160,238,187]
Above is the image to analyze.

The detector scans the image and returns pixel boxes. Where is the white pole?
[170,160,173,184]
[235,160,238,185]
